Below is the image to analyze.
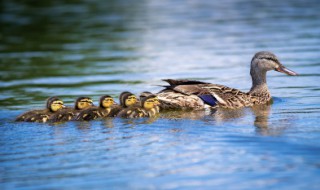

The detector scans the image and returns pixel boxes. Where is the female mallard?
[15,97,65,123]
[117,94,160,118]
[75,95,115,121]
[49,97,94,122]
[157,51,298,110]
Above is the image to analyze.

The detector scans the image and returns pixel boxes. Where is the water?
[1,0,320,189]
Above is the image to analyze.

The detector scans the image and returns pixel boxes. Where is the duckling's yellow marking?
[144,99,155,110]
[78,98,93,110]
[125,95,137,107]
[51,100,65,112]
[102,98,114,108]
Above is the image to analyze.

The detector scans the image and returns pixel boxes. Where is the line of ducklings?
[15,91,160,123]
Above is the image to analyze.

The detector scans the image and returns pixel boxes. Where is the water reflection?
[1,0,320,189]
[252,104,270,129]
[159,103,287,136]
[75,120,92,130]
[102,119,115,128]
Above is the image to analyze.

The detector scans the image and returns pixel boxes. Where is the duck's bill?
[275,66,298,76]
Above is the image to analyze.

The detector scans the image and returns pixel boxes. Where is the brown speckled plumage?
[157,52,298,110]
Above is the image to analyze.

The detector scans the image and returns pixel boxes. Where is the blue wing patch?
[198,94,217,107]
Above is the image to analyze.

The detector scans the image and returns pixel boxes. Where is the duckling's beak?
[154,102,161,106]
[275,65,298,76]
[62,105,66,108]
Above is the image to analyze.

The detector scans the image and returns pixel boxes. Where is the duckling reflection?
[211,108,246,124]
[102,118,115,128]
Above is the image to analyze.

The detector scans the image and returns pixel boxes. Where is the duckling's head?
[75,97,94,110]
[139,91,153,100]
[251,51,298,76]
[152,96,161,107]
[120,91,137,107]
[47,97,65,112]
[141,95,159,110]
[100,95,114,108]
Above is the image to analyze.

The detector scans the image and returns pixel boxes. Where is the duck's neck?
[249,68,270,95]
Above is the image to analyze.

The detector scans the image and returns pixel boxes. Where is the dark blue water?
[1,0,320,189]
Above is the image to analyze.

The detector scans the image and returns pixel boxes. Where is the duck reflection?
[251,103,288,136]
[118,116,160,126]
[251,104,271,129]
[160,110,208,120]
[158,102,288,136]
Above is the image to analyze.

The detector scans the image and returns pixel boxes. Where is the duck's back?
[157,79,254,110]
[76,107,111,121]
[49,107,76,122]
[117,106,147,118]
[16,109,50,122]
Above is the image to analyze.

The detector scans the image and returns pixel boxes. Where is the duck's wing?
[75,107,104,121]
[117,107,147,118]
[199,84,251,108]
[15,109,47,122]
[109,105,122,117]
[158,79,251,109]
[162,79,209,85]
[49,108,75,122]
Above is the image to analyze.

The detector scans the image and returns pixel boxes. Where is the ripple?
[1,0,320,189]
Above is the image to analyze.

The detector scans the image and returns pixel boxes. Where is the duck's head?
[46,97,65,112]
[100,95,114,108]
[251,51,298,76]
[75,97,94,110]
[119,91,137,107]
[141,95,160,110]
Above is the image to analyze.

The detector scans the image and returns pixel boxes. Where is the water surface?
[1,0,320,189]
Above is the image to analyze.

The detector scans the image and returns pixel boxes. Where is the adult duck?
[157,51,298,110]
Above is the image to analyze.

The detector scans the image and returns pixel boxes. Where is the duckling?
[117,94,160,118]
[49,97,94,122]
[15,97,65,123]
[117,92,140,118]
[75,95,115,121]
[140,91,161,113]
[120,91,138,107]
[106,91,138,116]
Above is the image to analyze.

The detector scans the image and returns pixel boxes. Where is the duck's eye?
[262,57,277,63]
